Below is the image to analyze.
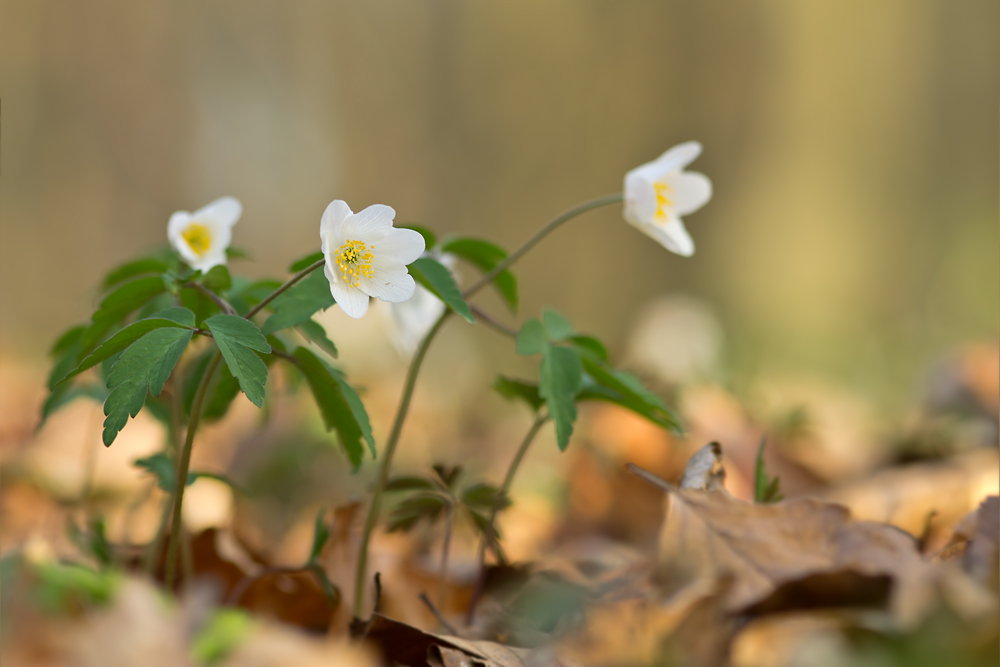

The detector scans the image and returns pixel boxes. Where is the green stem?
[466,412,548,624]
[351,191,622,619]
[246,259,325,318]
[461,193,623,299]
[352,312,450,617]
[164,351,222,590]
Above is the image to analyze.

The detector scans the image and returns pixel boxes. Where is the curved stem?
[352,312,451,618]
[246,259,325,318]
[186,282,236,316]
[165,351,222,590]
[468,304,517,339]
[461,193,623,299]
[466,413,548,624]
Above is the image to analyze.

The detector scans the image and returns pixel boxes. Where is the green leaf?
[386,494,447,532]
[102,327,192,446]
[229,279,284,315]
[101,258,170,292]
[296,319,338,358]
[52,311,195,388]
[180,286,222,327]
[516,319,547,356]
[33,562,120,613]
[81,276,169,352]
[39,383,108,429]
[409,256,474,324]
[206,315,271,408]
[440,237,518,311]
[754,437,784,504]
[191,608,255,667]
[539,345,582,451]
[330,370,375,458]
[308,508,330,563]
[542,308,574,341]
[579,357,681,434]
[201,265,232,293]
[226,246,251,261]
[461,483,508,510]
[289,251,324,273]
[493,376,544,412]
[385,476,436,492]
[260,270,335,335]
[51,325,86,357]
[568,335,608,362]
[292,347,368,468]
[401,225,437,250]
[201,363,242,422]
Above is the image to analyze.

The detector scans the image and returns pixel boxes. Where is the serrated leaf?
[81,276,169,352]
[409,256,474,324]
[401,225,437,250]
[206,315,270,408]
[440,237,518,311]
[292,347,367,467]
[51,325,86,357]
[52,311,195,388]
[101,258,170,292]
[493,376,544,411]
[540,345,582,451]
[289,251,324,273]
[260,270,335,335]
[542,308,574,341]
[309,508,330,562]
[296,319,338,359]
[102,327,192,446]
[516,319,547,356]
[201,265,232,293]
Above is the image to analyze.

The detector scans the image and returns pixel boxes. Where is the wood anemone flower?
[168,196,242,272]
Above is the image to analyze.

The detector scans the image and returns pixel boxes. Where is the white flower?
[383,253,457,356]
[168,197,242,272]
[320,200,425,319]
[623,142,712,256]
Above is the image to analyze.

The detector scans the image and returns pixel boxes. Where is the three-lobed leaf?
[206,315,271,408]
[102,327,192,446]
[440,237,518,311]
[409,256,475,324]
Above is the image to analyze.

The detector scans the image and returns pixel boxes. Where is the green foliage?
[81,276,169,352]
[493,376,545,412]
[180,286,222,326]
[39,383,107,429]
[228,279,283,315]
[440,237,519,311]
[201,265,232,293]
[102,327,193,446]
[101,258,171,292]
[260,270,334,335]
[540,346,583,451]
[308,508,330,562]
[754,437,784,503]
[51,309,195,388]
[67,516,114,568]
[31,561,120,614]
[385,466,507,538]
[190,608,255,666]
[515,319,547,356]
[541,308,574,341]
[292,347,374,468]
[205,315,271,408]
[409,256,475,324]
[296,319,338,358]
[288,251,324,273]
[567,334,608,362]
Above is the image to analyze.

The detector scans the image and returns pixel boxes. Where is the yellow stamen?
[181,223,213,257]
[654,181,674,222]
[334,239,374,288]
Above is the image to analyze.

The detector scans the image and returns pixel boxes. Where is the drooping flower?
[320,200,425,319]
[383,252,458,356]
[168,197,242,272]
[623,142,712,256]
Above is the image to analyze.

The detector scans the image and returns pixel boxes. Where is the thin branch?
[246,259,325,318]
[468,304,517,339]
[625,462,675,492]
[419,592,457,636]
[185,281,236,316]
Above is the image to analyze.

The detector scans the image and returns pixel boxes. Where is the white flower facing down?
[383,252,457,356]
[320,200,425,319]
[168,197,242,272]
[623,142,712,256]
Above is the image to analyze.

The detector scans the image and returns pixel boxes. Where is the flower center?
[181,223,213,256]
[654,181,674,221]
[335,239,374,288]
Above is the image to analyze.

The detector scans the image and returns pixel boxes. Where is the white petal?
[193,197,242,228]
[668,171,712,216]
[360,266,415,303]
[168,211,192,242]
[329,280,370,319]
[372,227,425,266]
[623,173,658,225]
[627,141,703,183]
[190,248,227,272]
[632,216,695,257]
[321,200,353,245]
[342,204,395,240]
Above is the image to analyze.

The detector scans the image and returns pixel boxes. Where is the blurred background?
[0,0,997,589]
